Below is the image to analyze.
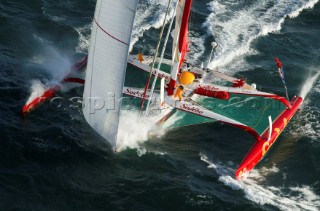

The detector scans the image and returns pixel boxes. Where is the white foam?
[136,148,168,157]
[200,153,320,211]
[314,83,320,93]
[26,80,46,105]
[74,24,91,53]
[203,1,270,70]
[204,0,320,71]
[130,0,177,51]
[187,33,205,65]
[116,110,164,151]
[289,0,319,18]
[288,70,320,142]
[290,106,320,142]
[136,147,147,157]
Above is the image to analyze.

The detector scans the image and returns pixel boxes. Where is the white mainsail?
[83,0,138,147]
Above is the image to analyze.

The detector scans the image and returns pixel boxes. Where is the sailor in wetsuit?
[174,85,184,101]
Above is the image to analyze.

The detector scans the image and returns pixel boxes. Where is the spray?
[116,110,165,152]
[300,71,320,100]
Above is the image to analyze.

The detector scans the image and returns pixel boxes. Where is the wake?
[204,0,320,71]
[131,0,177,51]
[200,153,320,211]
[289,69,320,143]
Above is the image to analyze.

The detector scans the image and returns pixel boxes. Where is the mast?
[83,0,138,148]
[167,0,193,96]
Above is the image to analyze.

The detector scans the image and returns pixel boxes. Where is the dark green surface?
[197,94,286,135]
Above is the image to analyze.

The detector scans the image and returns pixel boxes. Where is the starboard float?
[23,0,303,179]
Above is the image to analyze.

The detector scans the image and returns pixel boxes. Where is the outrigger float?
[22,0,303,179]
[22,56,87,115]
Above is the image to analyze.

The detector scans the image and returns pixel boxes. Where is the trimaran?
[22,0,303,179]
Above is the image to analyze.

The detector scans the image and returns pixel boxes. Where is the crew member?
[174,85,184,101]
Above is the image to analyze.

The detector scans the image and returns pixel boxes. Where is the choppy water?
[1,0,320,210]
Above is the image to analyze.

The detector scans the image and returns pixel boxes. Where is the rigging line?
[220,97,257,109]
[139,0,174,116]
[188,98,207,109]
[190,96,220,111]
[145,0,179,117]
[252,100,273,131]
[88,12,101,122]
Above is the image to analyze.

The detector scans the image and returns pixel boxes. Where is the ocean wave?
[74,24,91,54]
[131,0,177,51]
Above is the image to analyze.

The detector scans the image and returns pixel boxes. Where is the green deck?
[194,94,286,135]
[164,94,286,135]
[162,110,216,129]
[152,62,171,73]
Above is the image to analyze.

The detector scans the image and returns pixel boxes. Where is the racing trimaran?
[22,0,303,179]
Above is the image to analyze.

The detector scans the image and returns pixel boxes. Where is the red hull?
[22,56,88,116]
[22,86,59,116]
[235,96,303,179]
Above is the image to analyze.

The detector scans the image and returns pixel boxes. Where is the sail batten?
[83,0,138,147]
